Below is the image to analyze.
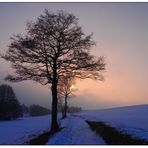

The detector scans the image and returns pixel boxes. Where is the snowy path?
[47,116,105,145]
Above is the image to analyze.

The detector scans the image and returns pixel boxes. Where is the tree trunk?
[62,106,65,118]
[63,95,68,119]
[50,59,60,132]
[50,82,60,132]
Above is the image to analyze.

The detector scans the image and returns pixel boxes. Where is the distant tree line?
[22,104,51,117]
[0,84,23,120]
[29,104,51,116]
[0,83,81,121]
[58,104,82,114]
[67,106,82,113]
[0,84,51,120]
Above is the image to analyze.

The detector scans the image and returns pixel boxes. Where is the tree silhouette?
[1,10,105,132]
[0,84,23,120]
[29,104,51,116]
[58,75,77,119]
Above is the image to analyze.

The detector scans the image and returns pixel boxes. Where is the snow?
[0,115,51,144]
[76,104,148,140]
[47,115,105,145]
[1,104,148,144]
[0,113,105,145]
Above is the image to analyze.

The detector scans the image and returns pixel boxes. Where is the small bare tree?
[1,10,105,132]
[58,75,77,119]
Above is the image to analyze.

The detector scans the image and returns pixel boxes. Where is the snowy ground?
[0,113,105,145]
[77,104,148,140]
[47,116,105,145]
[0,115,51,144]
[1,104,148,144]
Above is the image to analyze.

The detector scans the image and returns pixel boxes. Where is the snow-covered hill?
[77,104,148,140]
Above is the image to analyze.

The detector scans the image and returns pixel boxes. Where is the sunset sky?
[0,3,148,109]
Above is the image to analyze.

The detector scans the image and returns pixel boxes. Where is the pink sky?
[0,3,148,109]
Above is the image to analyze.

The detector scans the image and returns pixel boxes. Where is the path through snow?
[47,116,105,145]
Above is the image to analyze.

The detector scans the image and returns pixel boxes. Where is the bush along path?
[28,128,63,145]
[86,120,148,145]
[29,131,52,145]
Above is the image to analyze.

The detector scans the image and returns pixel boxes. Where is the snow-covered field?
[77,104,148,140]
[1,104,148,145]
[0,115,51,144]
[0,113,105,145]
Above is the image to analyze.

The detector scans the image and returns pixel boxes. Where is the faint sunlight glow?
[70,85,75,89]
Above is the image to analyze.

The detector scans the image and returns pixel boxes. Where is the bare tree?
[58,75,77,119]
[1,10,105,132]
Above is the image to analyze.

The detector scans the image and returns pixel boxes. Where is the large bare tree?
[1,10,105,132]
